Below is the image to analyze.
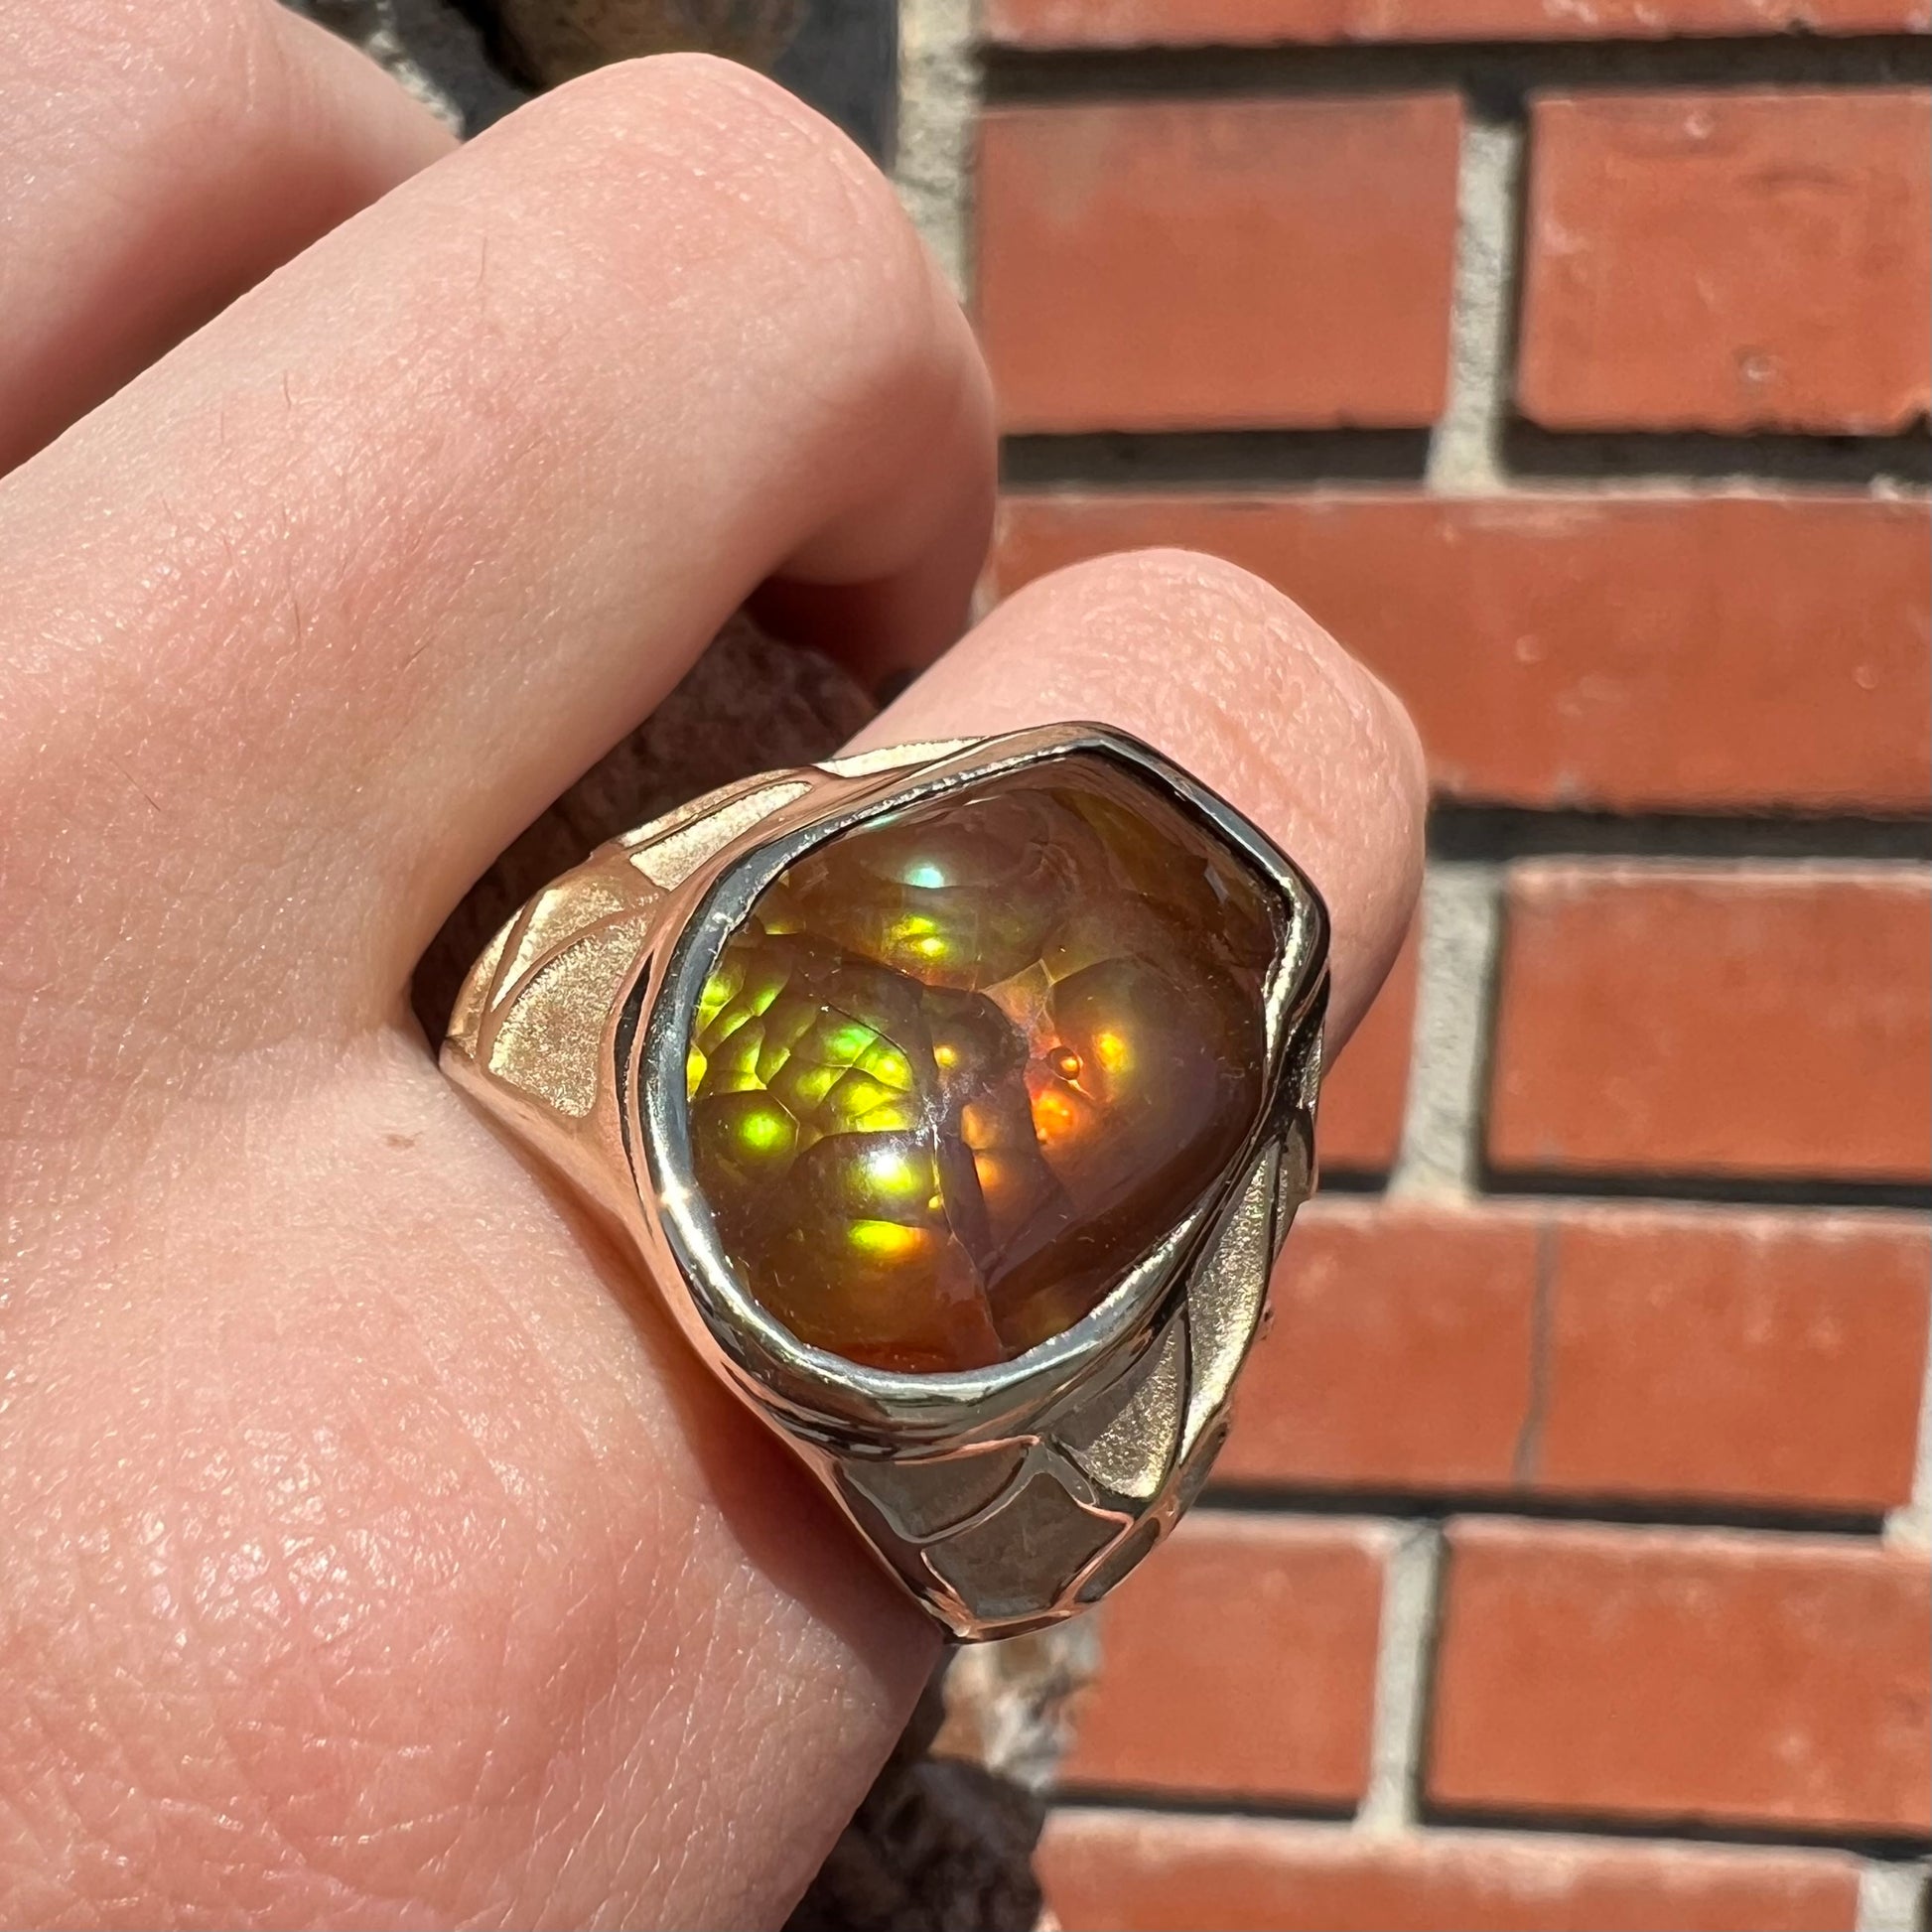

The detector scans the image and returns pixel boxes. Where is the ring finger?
[0,47,1422,1926]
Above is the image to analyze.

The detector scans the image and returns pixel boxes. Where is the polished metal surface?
[443,724,1330,1638]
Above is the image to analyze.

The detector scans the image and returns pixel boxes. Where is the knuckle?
[22,0,272,138]
[1100,546,1308,623]
[1035,547,1330,658]
[569,56,916,262]
[532,53,937,352]
[1027,544,1426,789]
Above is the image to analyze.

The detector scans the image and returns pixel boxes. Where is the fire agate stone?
[684,754,1275,1373]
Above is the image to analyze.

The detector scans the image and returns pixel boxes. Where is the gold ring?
[442,725,1329,1639]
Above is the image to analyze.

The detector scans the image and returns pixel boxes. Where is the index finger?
[1,55,993,1052]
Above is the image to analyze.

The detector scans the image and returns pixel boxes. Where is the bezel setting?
[445,723,1330,1637]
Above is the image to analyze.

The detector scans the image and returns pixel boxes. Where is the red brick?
[976,98,1460,432]
[1536,1208,1931,1514]
[988,0,1930,46]
[1318,911,1415,1173]
[1519,91,1932,433]
[1223,1202,1928,1512]
[1489,866,1932,1185]
[1222,1202,1540,1492]
[994,494,1932,815]
[1060,1514,1384,1803]
[1429,1520,1932,1835]
[1038,1812,1863,1932]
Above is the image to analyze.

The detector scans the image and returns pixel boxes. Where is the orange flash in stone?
[684,755,1276,1373]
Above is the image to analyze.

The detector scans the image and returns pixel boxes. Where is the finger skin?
[0,1033,934,1931]
[0,51,990,1932]
[0,54,994,1080]
[855,548,1428,1041]
[0,52,1418,1932]
[0,548,1422,1930]
[0,0,452,474]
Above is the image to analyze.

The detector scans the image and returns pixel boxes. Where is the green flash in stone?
[682,754,1278,1374]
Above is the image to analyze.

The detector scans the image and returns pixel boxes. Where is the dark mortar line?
[1053,1785,1358,1825]
[1224,1165,1930,1215]
[999,428,1931,490]
[1478,1169,1932,1213]
[1229,1173,1932,1212]
[1295,1178,1929,1217]
[1499,425,1932,486]
[1002,430,1434,487]
[1509,1220,1557,1485]
[1415,1801,1932,1863]
[1468,914,1509,1197]
[982,34,1932,107]
[1052,1791,1931,1862]
[988,34,1932,499]
[1307,1166,1391,1194]
[1429,810,1932,864]
[1193,1486,1893,1539]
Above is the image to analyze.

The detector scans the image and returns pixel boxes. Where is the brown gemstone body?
[684,754,1276,1374]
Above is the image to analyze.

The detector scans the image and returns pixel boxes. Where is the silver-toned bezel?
[619,723,1329,1636]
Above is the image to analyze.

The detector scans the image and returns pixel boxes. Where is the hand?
[0,7,1425,1925]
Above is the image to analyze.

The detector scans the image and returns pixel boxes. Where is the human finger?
[852,546,1428,1041]
[0,0,451,473]
[0,56,993,1060]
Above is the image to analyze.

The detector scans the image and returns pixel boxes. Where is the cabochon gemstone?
[684,753,1276,1373]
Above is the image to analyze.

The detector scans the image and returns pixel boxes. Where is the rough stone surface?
[995,493,1932,816]
[984,0,1932,41]
[287,0,895,151]
[1428,1520,1932,1837]
[484,0,897,157]
[1038,1813,1865,1932]
[893,0,976,293]
[284,0,528,131]
[489,0,805,84]
[1315,915,1415,1176]
[1219,1200,1931,1515]
[1059,1514,1390,1805]
[1487,865,1932,1185]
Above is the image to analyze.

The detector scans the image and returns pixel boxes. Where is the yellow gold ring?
[443,725,1329,1639]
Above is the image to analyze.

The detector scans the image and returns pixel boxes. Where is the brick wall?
[897,5,1931,1927]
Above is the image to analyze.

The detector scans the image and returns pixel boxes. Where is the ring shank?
[443,729,1327,1637]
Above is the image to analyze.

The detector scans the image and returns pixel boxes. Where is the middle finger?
[0,55,993,1051]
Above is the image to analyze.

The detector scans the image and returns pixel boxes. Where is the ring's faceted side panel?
[443,772,825,1217]
[632,780,811,891]
[844,1442,1031,1540]
[443,725,1329,1640]
[488,917,651,1118]
[681,754,1276,1374]
[1180,1144,1279,1457]
[1058,1317,1186,1500]
[925,1475,1128,1623]
[875,1129,1295,1629]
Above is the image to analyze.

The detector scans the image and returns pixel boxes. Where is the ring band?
[442,725,1329,1639]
